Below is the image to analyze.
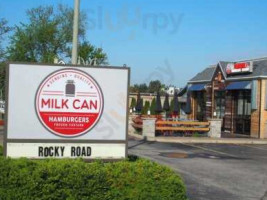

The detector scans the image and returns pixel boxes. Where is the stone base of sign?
[208,119,222,138]
[142,118,156,140]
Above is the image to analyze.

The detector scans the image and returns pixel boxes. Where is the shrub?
[0,156,187,200]
[0,146,3,156]
[106,158,187,200]
[130,97,137,109]
[150,98,156,115]
[141,100,150,115]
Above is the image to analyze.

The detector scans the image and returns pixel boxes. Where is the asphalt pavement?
[1,131,266,200]
[128,137,267,200]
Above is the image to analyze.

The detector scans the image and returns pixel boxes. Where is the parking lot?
[1,131,266,200]
[128,138,267,200]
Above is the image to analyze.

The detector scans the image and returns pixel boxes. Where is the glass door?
[196,92,206,121]
[234,90,251,135]
[214,91,225,119]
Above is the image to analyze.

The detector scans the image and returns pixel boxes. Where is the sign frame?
[226,61,253,75]
[4,62,130,161]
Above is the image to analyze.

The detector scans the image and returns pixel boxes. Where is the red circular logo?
[36,69,103,137]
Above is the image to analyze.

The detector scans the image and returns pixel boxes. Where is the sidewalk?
[128,132,267,144]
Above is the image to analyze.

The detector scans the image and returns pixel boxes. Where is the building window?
[234,90,251,135]
[196,92,206,121]
[215,91,225,119]
[236,91,251,116]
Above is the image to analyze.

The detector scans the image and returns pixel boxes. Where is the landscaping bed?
[0,148,187,200]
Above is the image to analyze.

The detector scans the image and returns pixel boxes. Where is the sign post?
[4,63,130,160]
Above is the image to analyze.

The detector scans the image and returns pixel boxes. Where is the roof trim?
[188,80,212,83]
[188,57,267,84]
[178,85,188,96]
[232,56,267,63]
[226,76,267,81]
[218,62,227,80]
[189,75,267,83]
[210,65,219,81]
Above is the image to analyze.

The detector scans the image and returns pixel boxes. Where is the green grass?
[192,132,204,137]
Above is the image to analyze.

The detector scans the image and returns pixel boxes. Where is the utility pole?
[71,0,80,65]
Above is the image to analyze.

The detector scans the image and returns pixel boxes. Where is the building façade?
[180,57,267,139]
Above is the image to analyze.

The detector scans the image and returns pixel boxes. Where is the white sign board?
[4,63,130,159]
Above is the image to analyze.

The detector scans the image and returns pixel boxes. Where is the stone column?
[142,118,156,140]
[208,119,222,138]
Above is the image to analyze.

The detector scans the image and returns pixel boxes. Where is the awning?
[225,81,251,90]
[189,83,206,91]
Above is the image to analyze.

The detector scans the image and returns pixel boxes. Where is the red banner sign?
[226,62,253,75]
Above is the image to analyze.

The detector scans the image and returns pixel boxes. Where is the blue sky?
[1,0,267,87]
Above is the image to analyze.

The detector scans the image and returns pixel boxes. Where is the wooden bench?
[156,121,210,134]
[131,115,162,131]
[131,123,143,129]
[131,117,143,130]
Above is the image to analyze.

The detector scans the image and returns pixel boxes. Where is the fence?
[130,115,222,138]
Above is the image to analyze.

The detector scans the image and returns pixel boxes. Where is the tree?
[130,98,137,108]
[150,98,156,115]
[129,83,148,93]
[0,63,5,99]
[129,85,137,93]
[138,83,148,93]
[77,41,108,65]
[0,18,11,98]
[148,80,162,93]
[141,101,150,115]
[0,18,11,60]
[8,5,79,62]
[130,81,165,94]
[7,5,107,65]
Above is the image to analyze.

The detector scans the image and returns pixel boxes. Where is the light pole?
[71,0,80,65]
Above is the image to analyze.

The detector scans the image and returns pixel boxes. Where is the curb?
[128,133,267,144]
[128,132,144,140]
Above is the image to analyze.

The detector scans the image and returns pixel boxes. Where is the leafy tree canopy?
[0,18,12,97]
[0,18,12,60]
[148,80,162,93]
[129,80,165,94]
[77,41,108,66]
[7,4,108,65]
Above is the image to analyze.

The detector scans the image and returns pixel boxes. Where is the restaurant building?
[181,57,267,139]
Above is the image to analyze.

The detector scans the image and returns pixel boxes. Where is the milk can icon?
[65,80,75,97]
